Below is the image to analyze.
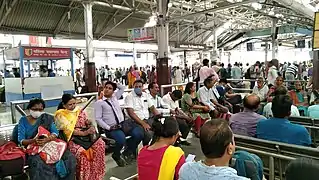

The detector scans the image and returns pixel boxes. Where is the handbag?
[72,127,100,150]
[104,100,134,135]
[0,141,25,177]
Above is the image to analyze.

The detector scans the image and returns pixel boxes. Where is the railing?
[159,78,309,96]
[236,146,295,180]
[109,145,296,180]
[9,92,99,124]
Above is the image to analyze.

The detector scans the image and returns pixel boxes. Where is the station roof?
[0,0,315,50]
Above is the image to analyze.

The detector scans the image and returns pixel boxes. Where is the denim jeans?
[107,126,144,158]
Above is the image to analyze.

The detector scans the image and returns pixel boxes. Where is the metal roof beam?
[53,1,76,35]
[0,0,18,27]
[0,0,6,19]
[169,0,259,22]
[98,1,127,35]
[98,12,133,40]
[273,0,314,19]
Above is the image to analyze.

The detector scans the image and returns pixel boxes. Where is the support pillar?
[271,18,278,59]
[82,1,96,92]
[133,43,137,65]
[265,41,268,62]
[313,51,319,90]
[156,0,170,94]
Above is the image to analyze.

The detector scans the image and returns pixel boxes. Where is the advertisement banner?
[128,27,155,42]
[23,47,71,59]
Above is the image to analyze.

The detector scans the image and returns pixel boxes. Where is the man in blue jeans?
[94,81,144,167]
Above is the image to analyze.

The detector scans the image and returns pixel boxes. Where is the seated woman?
[308,98,319,118]
[266,76,284,102]
[181,82,210,136]
[289,81,308,116]
[16,98,76,180]
[55,94,106,180]
[137,115,186,180]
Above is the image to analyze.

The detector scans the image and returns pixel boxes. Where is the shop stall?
[3,46,75,106]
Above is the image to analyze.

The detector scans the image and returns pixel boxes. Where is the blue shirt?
[308,105,319,119]
[256,117,311,146]
[179,161,249,180]
[18,116,59,144]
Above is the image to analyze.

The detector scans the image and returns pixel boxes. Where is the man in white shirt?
[147,82,162,109]
[161,90,192,145]
[198,76,228,117]
[125,80,160,145]
[263,86,300,118]
[252,77,269,102]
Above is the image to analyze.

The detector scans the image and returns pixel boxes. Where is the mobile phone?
[186,154,196,162]
[38,135,46,139]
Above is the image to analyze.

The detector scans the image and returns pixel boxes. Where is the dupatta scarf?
[54,107,81,142]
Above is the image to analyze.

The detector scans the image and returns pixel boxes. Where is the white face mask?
[30,110,44,119]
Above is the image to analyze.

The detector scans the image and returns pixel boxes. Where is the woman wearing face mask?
[15,98,76,180]
[55,94,106,180]
[137,115,186,180]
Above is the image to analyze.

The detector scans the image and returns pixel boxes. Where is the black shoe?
[112,153,127,167]
[123,151,136,164]
[180,140,191,146]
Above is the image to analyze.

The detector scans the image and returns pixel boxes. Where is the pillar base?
[313,50,319,90]
[156,57,171,95]
[84,62,97,92]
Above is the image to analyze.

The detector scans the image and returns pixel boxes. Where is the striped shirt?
[286,64,298,76]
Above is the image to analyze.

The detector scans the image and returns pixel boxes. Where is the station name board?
[23,47,71,59]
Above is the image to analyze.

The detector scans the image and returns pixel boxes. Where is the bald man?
[229,94,266,137]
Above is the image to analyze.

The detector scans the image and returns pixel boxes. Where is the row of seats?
[235,134,319,180]
[288,116,319,145]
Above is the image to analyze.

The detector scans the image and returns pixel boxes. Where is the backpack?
[232,150,264,180]
[0,142,25,177]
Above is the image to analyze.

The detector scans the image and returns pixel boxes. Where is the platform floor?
[104,134,203,180]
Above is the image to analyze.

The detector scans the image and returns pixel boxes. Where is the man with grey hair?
[252,77,269,102]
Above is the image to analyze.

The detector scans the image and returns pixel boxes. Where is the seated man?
[308,98,319,118]
[179,119,249,180]
[289,81,308,116]
[161,90,192,145]
[198,76,228,117]
[216,78,242,113]
[256,94,311,146]
[252,77,269,102]
[94,81,144,167]
[125,80,160,146]
[263,86,300,118]
[230,94,266,137]
[147,82,162,109]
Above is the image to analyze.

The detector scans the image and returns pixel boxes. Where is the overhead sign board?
[128,27,155,42]
[23,47,71,59]
[313,12,319,49]
[175,43,208,50]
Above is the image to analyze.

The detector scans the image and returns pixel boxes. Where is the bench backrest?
[288,116,319,145]
[234,134,319,180]
[0,124,16,146]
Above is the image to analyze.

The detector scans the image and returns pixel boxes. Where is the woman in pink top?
[137,116,186,180]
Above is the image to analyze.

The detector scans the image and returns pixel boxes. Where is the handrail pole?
[269,156,275,180]
[15,104,27,117]
[81,96,96,111]
[10,102,16,124]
